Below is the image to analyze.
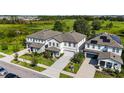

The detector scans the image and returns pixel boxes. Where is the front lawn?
[12,60,45,72]
[0,55,4,58]
[64,53,84,74]
[20,53,55,66]
[59,73,73,78]
[94,71,113,78]
[95,65,124,78]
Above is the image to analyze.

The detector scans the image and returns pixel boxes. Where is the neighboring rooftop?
[27,30,86,43]
[86,32,123,48]
[98,52,123,64]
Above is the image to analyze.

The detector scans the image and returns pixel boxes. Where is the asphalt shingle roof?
[98,52,123,64]
[27,30,86,43]
[86,32,123,48]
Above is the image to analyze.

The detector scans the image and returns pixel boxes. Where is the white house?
[26,30,86,57]
[84,32,123,72]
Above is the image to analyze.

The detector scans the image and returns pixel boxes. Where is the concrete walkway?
[41,51,74,78]
[74,58,96,78]
[0,49,29,63]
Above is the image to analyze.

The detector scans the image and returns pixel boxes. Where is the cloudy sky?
[0,0,124,15]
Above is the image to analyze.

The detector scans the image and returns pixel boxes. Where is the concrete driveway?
[41,51,74,78]
[74,58,96,78]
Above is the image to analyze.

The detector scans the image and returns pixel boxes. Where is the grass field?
[0,19,124,54]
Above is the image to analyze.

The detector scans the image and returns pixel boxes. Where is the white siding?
[85,43,122,56]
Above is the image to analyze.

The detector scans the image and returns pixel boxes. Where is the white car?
[0,66,8,76]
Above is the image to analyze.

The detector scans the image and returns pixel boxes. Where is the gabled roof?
[27,30,62,40]
[98,52,123,64]
[27,30,86,43]
[86,32,123,48]
[46,47,60,52]
[29,43,44,48]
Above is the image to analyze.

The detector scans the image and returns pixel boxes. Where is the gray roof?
[98,52,123,64]
[86,32,123,48]
[27,30,86,43]
[29,43,44,48]
[27,30,62,40]
[53,31,86,43]
[46,47,60,52]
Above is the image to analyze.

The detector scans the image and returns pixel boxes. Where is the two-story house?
[84,32,123,72]
[26,30,86,57]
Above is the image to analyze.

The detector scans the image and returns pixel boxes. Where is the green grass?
[20,53,55,66]
[94,71,113,78]
[59,73,73,78]
[0,55,4,58]
[12,60,45,72]
[95,20,124,46]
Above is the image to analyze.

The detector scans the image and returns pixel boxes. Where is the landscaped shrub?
[71,53,84,64]
[1,43,8,50]
[43,51,52,59]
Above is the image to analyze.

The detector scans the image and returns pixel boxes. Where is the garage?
[86,53,98,59]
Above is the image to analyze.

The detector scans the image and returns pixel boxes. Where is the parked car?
[5,73,20,78]
[0,66,8,76]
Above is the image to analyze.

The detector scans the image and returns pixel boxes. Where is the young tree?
[73,18,91,36]
[14,52,18,61]
[106,22,113,29]
[31,53,38,66]
[53,21,63,31]
[92,20,101,30]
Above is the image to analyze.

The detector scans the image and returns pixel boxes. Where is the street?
[0,61,48,78]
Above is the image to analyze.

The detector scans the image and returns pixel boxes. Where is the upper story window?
[64,42,66,46]
[98,45,100,49]
[92,44,95,49]
[49,42,51,46]
[53,43,55,46]
[116,48,119,53]
[69,43,71,47]
[56,43,59,47]
[113,48,115,52]
[73,43,76,47]
[87,44,90,48]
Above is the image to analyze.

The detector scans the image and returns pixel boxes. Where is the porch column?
[104,62,107,68]
[111,63,114,69]
[97,60,100,66]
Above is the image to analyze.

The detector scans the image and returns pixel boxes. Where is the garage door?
[86,53,98,59]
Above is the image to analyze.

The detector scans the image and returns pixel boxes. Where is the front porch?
[45,47,61,58]
[97,59,121,72]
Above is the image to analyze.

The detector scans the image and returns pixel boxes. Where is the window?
[113,48,115,52]
[56,43,59,47]
[53,43,55,46]
[98,45,100,49]
[87,44,89,48]
[73,43,76,47]
[69,43,71,47]
[92,44,95,49]
[64,42,66,46]
[49,42,51,46]
[116,48,119,53]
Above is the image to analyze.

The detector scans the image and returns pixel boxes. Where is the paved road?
[41,51,74,78]
[74,58,96,78]
[0,61,48,78]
